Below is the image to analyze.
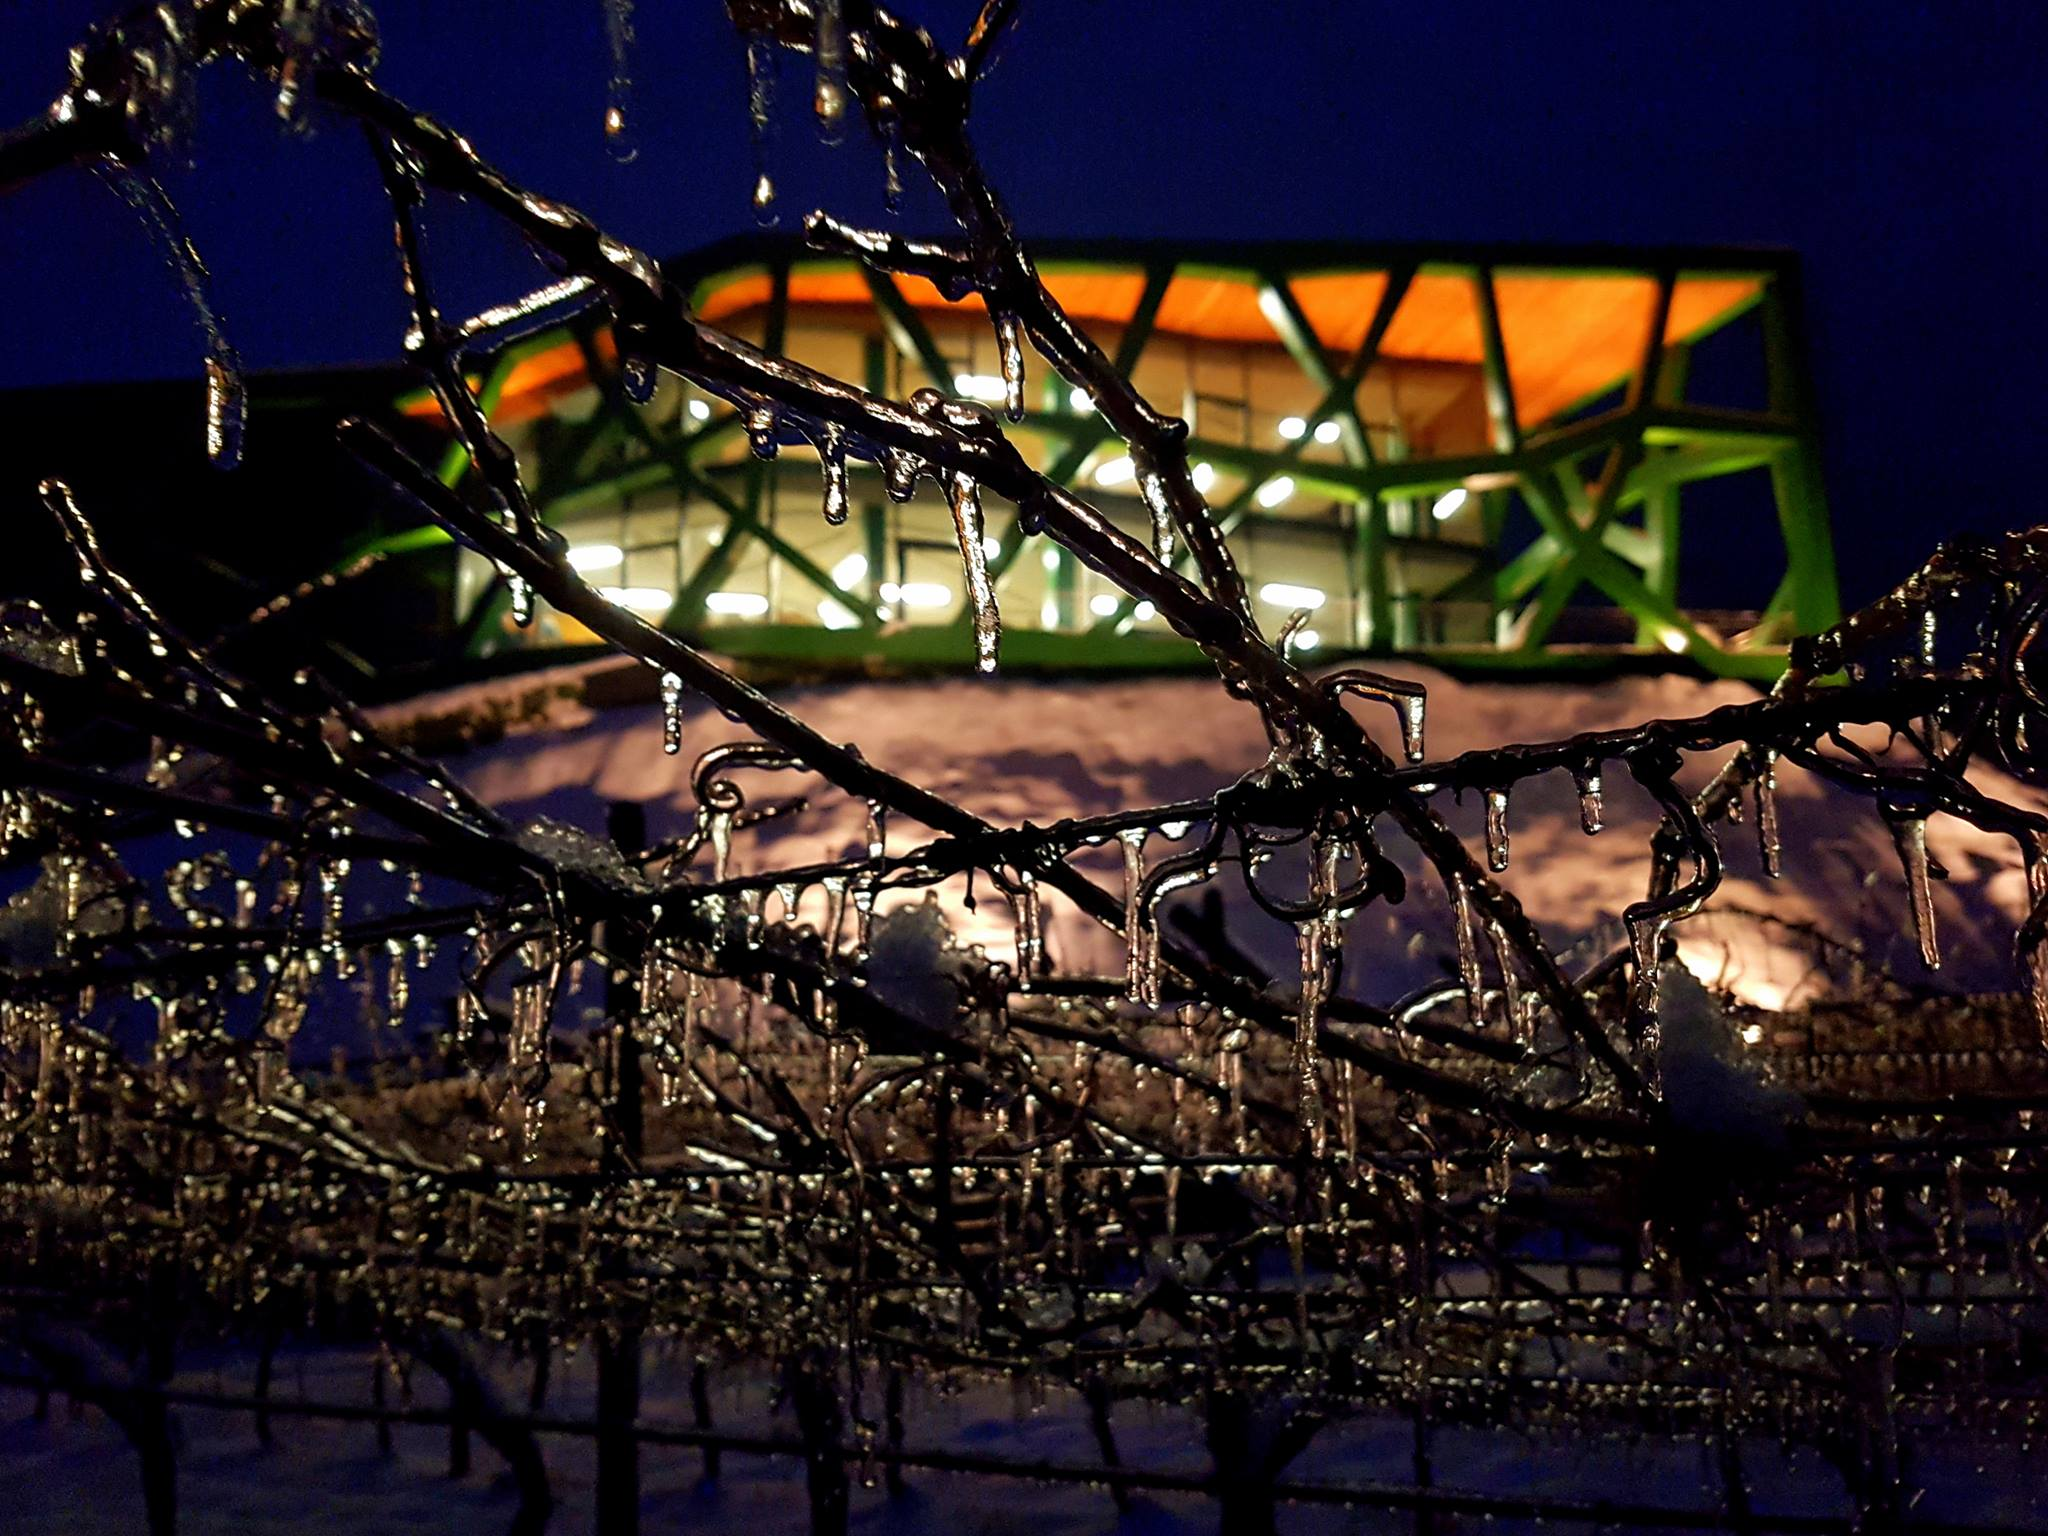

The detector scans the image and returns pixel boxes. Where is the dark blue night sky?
[1,1,2043,611]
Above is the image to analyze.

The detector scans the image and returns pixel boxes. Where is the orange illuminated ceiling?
[424,259,1764,431]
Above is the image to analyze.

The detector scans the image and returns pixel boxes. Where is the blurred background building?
[1,236,1838,691]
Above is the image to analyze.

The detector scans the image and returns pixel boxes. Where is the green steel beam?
[1113,261,1175,378]
[865,268,954,391]
[1472,265,1521,455]
[1759,271,1842,635]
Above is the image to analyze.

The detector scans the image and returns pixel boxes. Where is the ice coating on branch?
[1754,749,1782,878]
[603,0,637,161]
[1888,813,1941,970]
[1574,763,1604,835]
[994,312,1026,422]
[746,404,780,459]
[948,472,1001,673]
[818,423,850,525]
[1139,468,1175,566]
[812,0,849,141]
[1483,787,1511,872]
[98,165,244,470]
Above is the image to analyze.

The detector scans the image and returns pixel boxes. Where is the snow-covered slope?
[380,659,2046,1012]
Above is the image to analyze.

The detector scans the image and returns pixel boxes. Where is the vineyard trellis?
[2,3,2048,1534]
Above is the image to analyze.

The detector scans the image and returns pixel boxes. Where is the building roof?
[412,237,1783,433]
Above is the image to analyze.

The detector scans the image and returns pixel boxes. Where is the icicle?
[746,35,778,225]
[745,404,780,459]
[1294,937,1327,1146]
[1888,812,1940,970]
[1452,879,1485,1026]
[1484,917,1524,1040]
[273,0,324,127]
[1400,694,1426,765]
[659,670,684,755]
[1482,787,1511,872]
[1120,829,1151,1004]
[602,0,637,161]
[98,166,245,470]
[818,423,850,525]
[812,0,849,141]
[864,800,887,860]
[1139,470,1175,566]
[883,449,920,503]
[852,881,876,951]
[822,875,849,954]
[385,936,410,1020]
[1012,872,1042,989]
[948,472,1001,673]
[1294,840,1340,1149]
[882,124,904,211]
[1574,762,1604,835]
[1754,749,1782,878]
[1625,914,1667,1078]
[707,808,734,882]
[509,573,534,627]
[620,353,656,404]
[993,312,1026,423]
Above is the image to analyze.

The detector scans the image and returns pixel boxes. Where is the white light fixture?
[831,552,868,588]
[1041,547,1062,572]
[1292,628,1321,652]
[1191,462,1215,493]
[896,582,952,609]
[1258,581,1326,609]
[1277,415,1307,441]
[953,373,1007,404]
[598,585,674,613]
[1069,388,1095,414]
[1255,476,1295,509]
[1431,486,1469,521]
[1040,598,1060,628]
[1089,593,1120,618]
[705,590,770,617]
[816,597,859,630]
[1133,601,1157,622]
[1313,419,1342,445]
[982,534,1001,560]
[567,542,623,573]
[687,398,711,422]
[1094,455,1135,488]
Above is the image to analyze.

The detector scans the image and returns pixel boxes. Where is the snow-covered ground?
[10,1341,2045,1534]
